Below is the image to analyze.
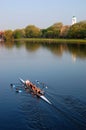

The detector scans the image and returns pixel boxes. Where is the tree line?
[3,21,86,41]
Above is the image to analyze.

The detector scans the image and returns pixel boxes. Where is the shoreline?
[14,38,86,44]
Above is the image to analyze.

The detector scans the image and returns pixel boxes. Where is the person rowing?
[19,78,52,104]
[25,80,41,95]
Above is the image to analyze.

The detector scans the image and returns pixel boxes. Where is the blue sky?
[0,0,86,30]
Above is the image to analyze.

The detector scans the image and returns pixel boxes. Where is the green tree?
[68,21,86,39]
[43,22,63,38]
[13,29,25,39]
[25,25,41,38]
[41,29,47,38]
[48,22,63,30]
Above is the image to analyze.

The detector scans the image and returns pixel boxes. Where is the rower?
[25,80,31,88]
[25,80,41,94]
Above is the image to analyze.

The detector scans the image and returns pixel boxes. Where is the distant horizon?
[0,0,86,30]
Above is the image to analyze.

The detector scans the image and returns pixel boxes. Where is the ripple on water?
[48,93,86,130]
[16,91,86,130]
[17,93,67,130]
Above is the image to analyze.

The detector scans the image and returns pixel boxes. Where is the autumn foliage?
[2,21,86,41]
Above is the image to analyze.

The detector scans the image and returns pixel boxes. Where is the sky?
[0,0,86,30]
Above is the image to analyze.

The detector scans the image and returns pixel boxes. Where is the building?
[72,16,77,25]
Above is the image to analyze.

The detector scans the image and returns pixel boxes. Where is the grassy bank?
[14,38,86,44]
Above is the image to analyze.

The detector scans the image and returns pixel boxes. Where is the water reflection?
[0,41,14,49]
[0,41,86,60]
[25,41,41,52]
[42,43,86,60]
[42,43,67,57]
[0,40,86,130]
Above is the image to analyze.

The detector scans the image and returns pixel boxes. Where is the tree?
[25,25,41,38]
[4,30,14,41]
[43,22,63,38]
[68,21,86,39]
[41,29,47,38]
[60,26,70,38]
[48,22,63,30]
[13,29,25,39]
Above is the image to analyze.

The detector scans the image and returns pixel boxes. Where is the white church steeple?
[72,16,77,25]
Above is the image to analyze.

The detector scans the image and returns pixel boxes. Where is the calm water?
[0,41,86,130]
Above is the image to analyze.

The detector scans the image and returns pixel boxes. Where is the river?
[0,41,86,130]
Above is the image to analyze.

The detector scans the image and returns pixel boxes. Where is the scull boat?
[19,78,52,105]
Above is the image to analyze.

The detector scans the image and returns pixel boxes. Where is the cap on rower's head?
[26,80,30,84]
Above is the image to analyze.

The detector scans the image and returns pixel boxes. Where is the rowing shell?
[19,78,52,105]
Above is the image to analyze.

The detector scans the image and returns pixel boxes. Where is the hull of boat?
[40,95,52,104]
[19,78,25,84]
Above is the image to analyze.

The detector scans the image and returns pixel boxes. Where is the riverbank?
[14,38,86,44]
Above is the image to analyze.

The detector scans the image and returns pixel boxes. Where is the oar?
[16,88,22,93]
[35,80,48,90]
[10,83,24,88]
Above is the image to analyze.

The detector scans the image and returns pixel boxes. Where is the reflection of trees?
[14,41,41,52]
[14,41,25,48]
[3,42,14,49]
[2,41,86,59]
[25,41,41,52]
[67,44,86,59]
[41,43,68,57]
[41,43,86,59]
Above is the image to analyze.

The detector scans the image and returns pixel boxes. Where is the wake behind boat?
[19,78,52,105]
